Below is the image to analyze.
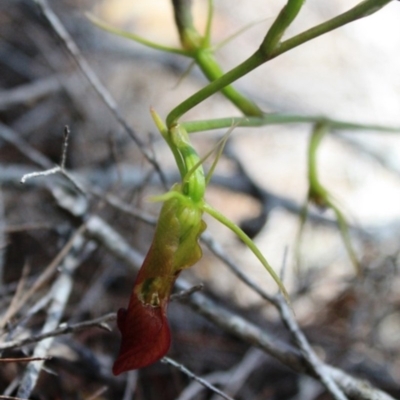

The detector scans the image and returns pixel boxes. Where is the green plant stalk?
[308,124,328,190]
[202,203,290,302]
[204,0,214,47]
[171,0,263,116]
[194,50,263,116]
[295,126,329,270]
[181,115,400,133]
[172,0,203,50]
[306,124,360,272]
[87,14,188,56]
[151,109,187,179]
[167,0,393,126]
[273,0,393,57]
[260,0,305,56]
[294,199,309,271]
[332,205,360,272]
[167,51,264,126]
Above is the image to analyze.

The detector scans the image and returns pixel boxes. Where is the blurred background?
[1,0,400,399]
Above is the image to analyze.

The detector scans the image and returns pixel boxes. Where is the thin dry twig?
[0,357,51,363]
[4,222,53,233]
[276,252,347,400]
[122,371,138,400]
[170,284,204,301]
[208,349,265,400]
[162,357,236,400]
[1,377,20,398]
[20,166,61,184]
[90,187,157,225]
[177,371,232,400]
[275,293,348,400]
[20,125,72,185]
[0,262,30,330]
[60,125,69,169]
[0,313,116,351]
[85,386,109,400]
[324,367,396,400]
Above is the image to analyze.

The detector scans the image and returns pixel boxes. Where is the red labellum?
[112,294,170,375]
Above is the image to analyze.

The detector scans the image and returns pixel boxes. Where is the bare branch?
[324,366,396,400]
[170,283,204,301]
[162,357,236,400]
[86,386,109,400]
[60,125,70,169]
[0,357,51,363]
[0,313,116,351]
[19,125,77,188]
[275,294,348,400]
[122,371,138,400]
[20,166,61,184]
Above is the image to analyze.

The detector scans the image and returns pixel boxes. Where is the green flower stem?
[171,0,263,116]
[204,0,214,47]
[87,14,188,56]
[151,109,186,179]
[172,0,196,36]
[194,50,263,116]
[167,51,265,126]
[308,124,328,190]
[172,0,203,50]
[202,202,290,302]
[167,0,393,126]
[332,204,360,273]
[182,115,400,133]
[260,0,305,56]
[272,0,393,58]
[306,124,360,272]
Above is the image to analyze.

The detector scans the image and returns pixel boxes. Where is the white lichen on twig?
[20,126,70,184]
